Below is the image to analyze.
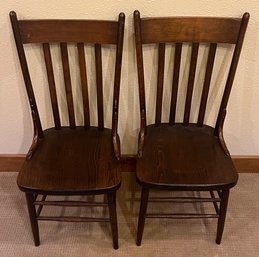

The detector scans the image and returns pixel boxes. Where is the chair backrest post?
[112,13,125,159]
[10,11,44,138]
[214,12,250,136]
[134,10,147,135]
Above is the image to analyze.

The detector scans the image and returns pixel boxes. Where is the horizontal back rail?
[18,20,118,44]
[140,17,241,44]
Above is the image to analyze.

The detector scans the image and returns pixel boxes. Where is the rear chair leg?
[136,188,149,246]
[216,189,230,244]
[25,193,40,246]
[108,192,118,249]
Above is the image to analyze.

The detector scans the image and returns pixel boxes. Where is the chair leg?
[108,192,118,250]
[136,187,149,246]
[216,189,230,244]
[25,193,40,246]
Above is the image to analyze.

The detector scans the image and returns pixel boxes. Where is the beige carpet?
[0,172,258,257]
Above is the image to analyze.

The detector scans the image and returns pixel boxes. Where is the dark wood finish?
[25,193,39,246]
[215,13,249,135]
[35,195,46,217]
[136,124,238,191]
[210,191,220,214]
[169,43,182,124]
[197,43,217,126]
[18,20,119,44]
[134,11,147,157]
[108,192,119,249]
[95,43,104,130]
[216,190,229,244]
[37,216,110,222]
[155,43,165,126]
[112,14,125,159]
[43,43,61,129]
[140,17,242,44]
[10,11,125,249]
[34,200,108,207]
[148,196,221,203]
[60,42,76,129]
[183,43,199,125]
[145,213,219,219]
[17,128,121,195]
[10,11,44,139]
[134,10,249,245]
[136,188,149,246]
[77,43,90,128]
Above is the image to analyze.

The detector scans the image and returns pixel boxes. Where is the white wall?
[0,0,259,155]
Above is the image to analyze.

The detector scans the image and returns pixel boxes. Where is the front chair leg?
[136,187,149,246]
[25,193,40,246]
[108,191,118,249]
[216,189,230,244]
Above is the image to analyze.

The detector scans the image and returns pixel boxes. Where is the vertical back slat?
[197,43,217,126]
[43,43,61,129]
[183,43,199,126]
[155,43,166,126]
[169,43,182,124]
[60,43,76,129]
[95,43,104,130]
[77,43,90,128]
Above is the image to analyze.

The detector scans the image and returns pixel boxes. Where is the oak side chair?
[134,10,249,245]
[10,11,125,249]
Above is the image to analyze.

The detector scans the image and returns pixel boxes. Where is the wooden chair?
[10,11,125,249]
[134,10,249,245]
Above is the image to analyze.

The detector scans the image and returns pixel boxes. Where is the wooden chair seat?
[137,124,237,191]
[18,127,121,194]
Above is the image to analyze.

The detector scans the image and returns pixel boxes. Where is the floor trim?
[0,154,26,172]
[0,154,258,173]
[231,155,259,173]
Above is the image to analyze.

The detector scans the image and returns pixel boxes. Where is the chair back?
[10,11,125,138]
[134,10,249,135]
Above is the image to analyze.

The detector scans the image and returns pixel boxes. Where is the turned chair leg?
[216,189,230,244]
[108,191,118,249]
[136,188,149,246]
[25,193,40,246]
